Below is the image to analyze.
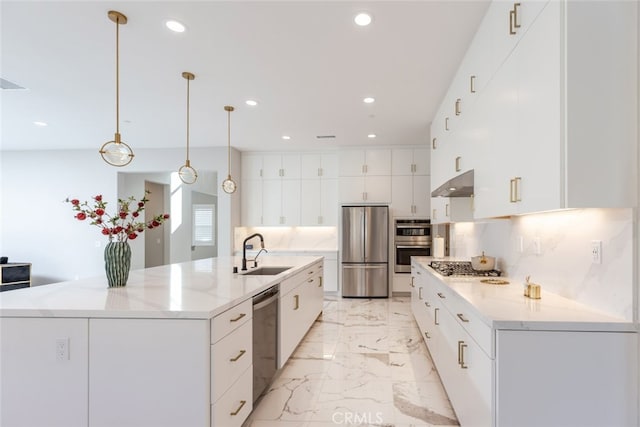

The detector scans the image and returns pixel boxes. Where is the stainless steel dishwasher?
[252,284,279,403]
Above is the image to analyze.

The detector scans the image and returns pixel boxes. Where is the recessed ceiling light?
[363,97,375,104]
[354,13,372,26]
[165,20,186,33]
[33,121,47,127]
[282,135,291,140]
[245,100,258,106]
[367,134,377,139]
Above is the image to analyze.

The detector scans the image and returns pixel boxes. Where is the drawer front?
[447,297,493,359]
[280,262,323,296]
[211,320,252,403]
[211,298,252,344]
[212,364,253,427]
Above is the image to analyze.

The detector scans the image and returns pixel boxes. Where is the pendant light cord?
[227,109,231,176]
[186,77,190,162]
[115,14,120,136]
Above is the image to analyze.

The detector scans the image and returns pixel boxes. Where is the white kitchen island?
[0,255,323,427]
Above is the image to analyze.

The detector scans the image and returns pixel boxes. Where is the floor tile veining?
[245,296,459,427]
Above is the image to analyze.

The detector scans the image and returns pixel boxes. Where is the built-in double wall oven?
[394,219,431,273]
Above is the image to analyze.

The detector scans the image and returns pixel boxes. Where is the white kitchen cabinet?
[300,152,338,179]
[241,153,263,180]
[89,318,210,427]
[263,179,300,226]
[262,153,301,180]
[391,147,430,176]
[300,178,338,226]
[411,259,638,427]
[278,260,324,367]
[0,318,89,427]
[431,196,473,224]
[241,178,264,225]
[339,175,391,204]
[392,174,431,217]
[339,149,392,176]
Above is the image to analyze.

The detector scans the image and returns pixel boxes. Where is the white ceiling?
[1,1,490,153]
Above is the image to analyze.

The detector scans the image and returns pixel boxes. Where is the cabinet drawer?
[212,364,253,427]
[446,297,493,359]
[211,299,252,344]
[211,320,252,403]
[280,262,322,296]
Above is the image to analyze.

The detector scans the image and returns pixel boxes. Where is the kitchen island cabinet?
[410,257,638,427]
[0,255,323,427]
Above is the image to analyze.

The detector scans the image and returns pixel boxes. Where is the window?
[192,204,215,246]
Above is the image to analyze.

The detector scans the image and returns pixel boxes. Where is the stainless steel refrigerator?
[341,205,389,297]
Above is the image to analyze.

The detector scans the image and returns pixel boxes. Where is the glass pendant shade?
[179,162,198,184]
[100,133,134,167]
[222,105,237,194]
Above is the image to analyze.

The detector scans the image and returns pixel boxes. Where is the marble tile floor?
[244,296,459,427]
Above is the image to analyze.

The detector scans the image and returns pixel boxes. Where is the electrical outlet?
[591,240,602,264]
[56,338,69,361]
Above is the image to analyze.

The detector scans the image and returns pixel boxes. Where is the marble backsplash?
[234,226,338,252]
[451,208,634,321]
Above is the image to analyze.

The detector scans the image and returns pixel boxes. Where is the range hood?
[431,169,474,197]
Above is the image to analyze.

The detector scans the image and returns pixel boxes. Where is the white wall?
[451,208,634,321]
[0,147,241,285]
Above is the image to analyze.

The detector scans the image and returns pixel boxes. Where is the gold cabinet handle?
[455,156,461,172]
[445,117,450,131]
[425,331,431,339]
[514,176,522,202]
[418,287,423,300]
[230,400,247,416]
[229,313,246,323]
[318,276,323,287]
[432,208,437,220]
[445,203,450,217]
[416,270,421,275]
[229,349,246,362]
[513,2,521,28]
[294,294,299,310]
[470,75,476,93]
[425,301,431,308]
[509,9,516,35]
[509,178,516,203]
[458,341,468,369]
[434,307,440,325]
[457,313,469,323]
[437,292,446,299]
[455,98,461,116]
[432,138,437,150]
[307,279,314,283]
[410,277,415,288]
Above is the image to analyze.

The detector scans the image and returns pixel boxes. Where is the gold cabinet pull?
[455,98,461,116]
[432,138,437,150]
[457,313,469,323]
[445,117,450,131]
[418,287,423,300]
[509,9,516,35]
[470,75,476,93]
[509,178,516,203]
[425,301,431,308]
[229,313,246,323]
[514,176,522,202]
[230,400,247,416]
[229,349,246,362]
[445,203,450,217]
[437,292,446,299]
[434,307,440,325]
[513,2,521,28]
[318,276,323,288]
[458,341,468,369]
[410,277,415,288]
[294,294,299,310]
[307,279,314,283]
[432,208,437,220]
[455,156,461,172]
[425,331,431,339]
[308,270,314,275]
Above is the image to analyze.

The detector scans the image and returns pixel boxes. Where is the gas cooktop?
[428,260,502,277]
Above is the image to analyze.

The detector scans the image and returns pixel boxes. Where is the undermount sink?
[241,266,293,276]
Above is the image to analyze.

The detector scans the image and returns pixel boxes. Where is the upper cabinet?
[339,149,392,203]
[431,0,638,220]
[339,149,392,177]
[262,154,301,180]
[391,148,430,176]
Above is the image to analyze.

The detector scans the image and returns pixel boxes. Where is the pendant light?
[222,106,237,194]
[99,10,134,167]
[178,72,198,184]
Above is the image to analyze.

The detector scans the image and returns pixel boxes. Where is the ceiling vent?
[316,135,336,140]
[0,78,26,90]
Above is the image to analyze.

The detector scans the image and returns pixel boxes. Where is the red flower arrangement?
[66,191,169,242]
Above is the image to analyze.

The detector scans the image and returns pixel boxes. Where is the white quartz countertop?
[413,257,636,332]
[0,255,322,319]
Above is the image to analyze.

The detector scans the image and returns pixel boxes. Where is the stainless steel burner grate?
[428,260,501,277]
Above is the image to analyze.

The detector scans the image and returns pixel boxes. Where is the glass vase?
[104,241,131,288]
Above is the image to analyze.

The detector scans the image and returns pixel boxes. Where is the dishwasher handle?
[253,286,279,311]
